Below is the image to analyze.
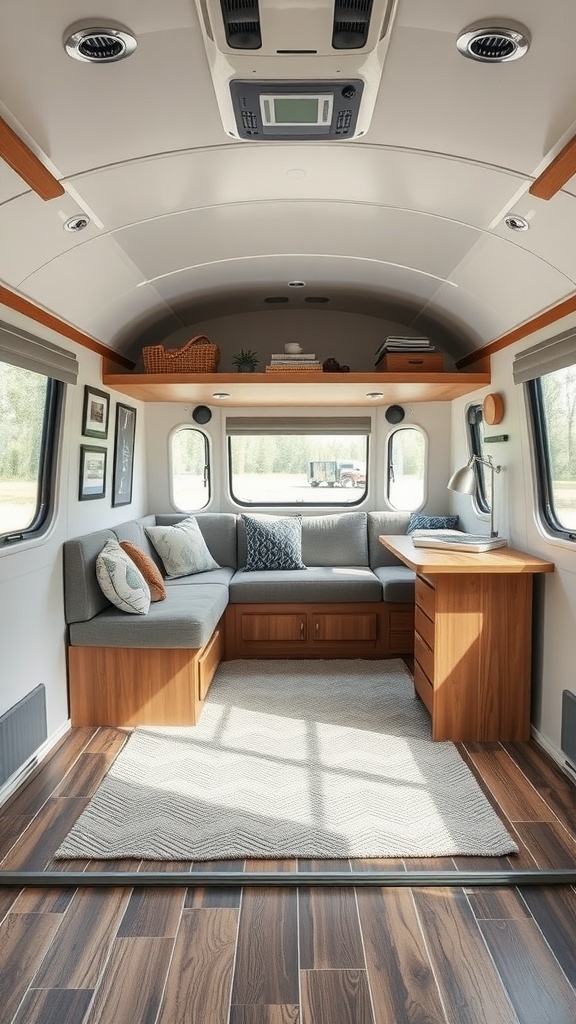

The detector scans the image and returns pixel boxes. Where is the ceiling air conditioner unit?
[194,0,399,140]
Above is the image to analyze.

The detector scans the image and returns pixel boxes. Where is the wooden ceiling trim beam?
[529,132,576,201]
[456,293,576,369]
[0,285,135,370]
[0,115,65,201]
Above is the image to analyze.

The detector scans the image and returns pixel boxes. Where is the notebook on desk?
[411,532,508,553]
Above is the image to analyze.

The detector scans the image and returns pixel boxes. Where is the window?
[387,427,426,511]
[0,362,63,542]
[227,416,369,506]
[528,365,576,536]
[467,403,490,512]
[170,427,211,511]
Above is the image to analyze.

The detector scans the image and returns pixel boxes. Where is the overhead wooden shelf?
[101,368,491,407]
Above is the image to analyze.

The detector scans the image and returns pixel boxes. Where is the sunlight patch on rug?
[56,659,518,860]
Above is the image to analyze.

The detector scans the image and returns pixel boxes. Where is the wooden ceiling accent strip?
[0,285,136,369]
[456,294,576,369]
[0,116,65,201]
[529,132,576,200]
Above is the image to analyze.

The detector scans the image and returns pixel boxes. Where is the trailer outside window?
[528,364,576,537]
[0,361,62,543]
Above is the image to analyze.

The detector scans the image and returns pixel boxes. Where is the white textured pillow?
[145,517,220,578]
[96,539,151,615]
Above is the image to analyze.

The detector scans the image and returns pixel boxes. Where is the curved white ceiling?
[1,0,576,362]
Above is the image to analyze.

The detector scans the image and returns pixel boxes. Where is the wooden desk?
[379,535,554,742]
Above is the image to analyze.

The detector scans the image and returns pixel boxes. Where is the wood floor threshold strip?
[1,869,576,887]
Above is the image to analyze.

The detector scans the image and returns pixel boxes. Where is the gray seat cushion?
[229,566,381,603]
[373,565,416,603]
[367,511,412,568]
[69,584,229,649]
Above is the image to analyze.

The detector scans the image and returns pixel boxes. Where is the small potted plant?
[233,348,259,373]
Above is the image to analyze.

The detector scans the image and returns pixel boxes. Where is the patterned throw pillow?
[242,514,306,571]
[407,514,459,534]
[119,541,167,602]
[96,539,151,615]
[145,517,220,578]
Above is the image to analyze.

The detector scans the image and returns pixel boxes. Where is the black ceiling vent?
[220,0,261,49]
[332,0,373,50]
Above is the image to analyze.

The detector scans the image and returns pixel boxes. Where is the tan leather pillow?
[119,541,167,602]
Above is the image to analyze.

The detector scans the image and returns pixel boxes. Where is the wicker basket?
[142,335,220,374]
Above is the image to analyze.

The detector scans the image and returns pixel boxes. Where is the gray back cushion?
[367,511,411,567]
[63,529,117,623]
[302,511,368,566]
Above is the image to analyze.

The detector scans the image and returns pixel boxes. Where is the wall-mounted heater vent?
[332,0,374,49]
[0,685,47,788]
[220,0,261,49]
[561,689,576,769]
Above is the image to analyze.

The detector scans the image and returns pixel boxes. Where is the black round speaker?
[192,405,212,425]
[385,405,405,424]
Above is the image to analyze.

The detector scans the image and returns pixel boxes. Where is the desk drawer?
[415,604,434,650]
[416,575,436,621]
[414,630,434,684]
[413,660,434,716]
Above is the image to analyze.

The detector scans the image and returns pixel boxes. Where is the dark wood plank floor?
[1,726,576,1024]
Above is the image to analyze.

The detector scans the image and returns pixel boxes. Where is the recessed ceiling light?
[287,281,306,288]
[505,214,530,231]
[64,23,137,63]
[366,392,384,399]
[212,392,231,399]
[63,215,90,232]
[456,24,530,63]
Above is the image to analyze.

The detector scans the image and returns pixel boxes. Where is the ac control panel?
[230,80,364,140]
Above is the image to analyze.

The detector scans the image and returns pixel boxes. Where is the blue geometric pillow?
[242,514,306,571]
[407,514,459,533]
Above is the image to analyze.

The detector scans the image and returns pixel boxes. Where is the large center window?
[227,416,369,506]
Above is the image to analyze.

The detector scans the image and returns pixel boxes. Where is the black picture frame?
[82,386,110,439]
[78,445,107,501]
[112,403,137,507]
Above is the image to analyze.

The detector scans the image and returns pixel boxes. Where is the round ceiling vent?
[505,214,530,232]
[64,25,137,63]
[64,215,90,232]
[456,24,530,63]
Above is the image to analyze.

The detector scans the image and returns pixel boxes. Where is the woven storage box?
[143,335,220,374]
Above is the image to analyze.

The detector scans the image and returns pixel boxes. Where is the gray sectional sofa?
[64,510,417,728]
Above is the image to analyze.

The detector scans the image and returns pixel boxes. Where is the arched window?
[170,427,211,511]
[387,426,426,511]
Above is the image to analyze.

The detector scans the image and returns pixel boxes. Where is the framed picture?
[82,386,110,439]
[79,445,107,501]
[112,403,137,507]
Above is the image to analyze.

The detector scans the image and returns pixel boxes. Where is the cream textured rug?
[56,659,518,860]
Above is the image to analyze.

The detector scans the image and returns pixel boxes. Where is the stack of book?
[265,352,323,372]
[374,337,434,366]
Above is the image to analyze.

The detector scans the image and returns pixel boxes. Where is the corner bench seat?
[64,510,418,727]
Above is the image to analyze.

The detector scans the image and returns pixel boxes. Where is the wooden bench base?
[67,621,224,727]
[225,602,414,660]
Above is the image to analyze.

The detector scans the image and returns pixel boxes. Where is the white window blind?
[226,416,371,435]
[0,321,79,385]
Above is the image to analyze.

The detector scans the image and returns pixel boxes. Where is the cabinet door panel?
[312,613,377,642]
[240,613,306,642]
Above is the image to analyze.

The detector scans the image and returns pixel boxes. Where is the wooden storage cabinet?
[225,602,405,659]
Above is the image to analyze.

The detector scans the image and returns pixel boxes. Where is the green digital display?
[273,98,319,124]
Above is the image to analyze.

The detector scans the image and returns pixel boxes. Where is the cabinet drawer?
[312,613,377,642]
[414,604,434,650]
[413,660,434,716]
[414,630,434,684]
[416,575,436,621]
[241,613,306,642]
[389,609,414,631]
[377,353,444,373]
